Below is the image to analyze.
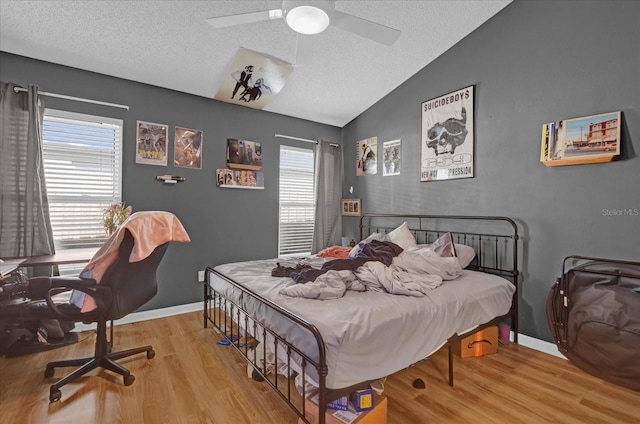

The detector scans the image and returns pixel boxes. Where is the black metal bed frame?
[202,214,520,424]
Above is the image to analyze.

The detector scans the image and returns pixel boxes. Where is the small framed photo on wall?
[136,120,168,166]
[341,198,362,217]
[174,127,203,169]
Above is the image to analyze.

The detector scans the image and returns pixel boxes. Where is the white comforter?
[280,251,462,299]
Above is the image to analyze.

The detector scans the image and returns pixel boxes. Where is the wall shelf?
[541,154,617,167]
[540,111,621,168]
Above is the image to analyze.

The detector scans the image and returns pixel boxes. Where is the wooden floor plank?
[1,311,639,423]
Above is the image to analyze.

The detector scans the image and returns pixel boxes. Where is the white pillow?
[387,222,417,251]
[408,241,476,268]
[454,243,476,268]
[430,232,456,257]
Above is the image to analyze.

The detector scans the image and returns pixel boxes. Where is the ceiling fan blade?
[206,9,283,28]
[332,11,400,46]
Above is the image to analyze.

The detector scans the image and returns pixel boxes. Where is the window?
[278,146,315,256]
[42,109,123,251]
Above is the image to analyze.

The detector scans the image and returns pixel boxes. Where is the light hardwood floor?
[1,311,638,423]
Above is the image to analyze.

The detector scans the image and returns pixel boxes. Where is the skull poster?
[420,85,474,181]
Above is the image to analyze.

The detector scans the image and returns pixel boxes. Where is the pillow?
[348,232,389,257]
[387,222,418,251]
[410,234,476,268]
[430,232,457,257]
[454,243,476,268]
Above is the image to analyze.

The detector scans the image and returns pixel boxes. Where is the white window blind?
[42,109,123,250]
[279,146,315,256]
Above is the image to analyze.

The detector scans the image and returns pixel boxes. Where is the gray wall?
[0,52,341,311]
[1,0,638,342]
[342,0,639,341]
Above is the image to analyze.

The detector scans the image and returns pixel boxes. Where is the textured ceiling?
[0,1,511,127]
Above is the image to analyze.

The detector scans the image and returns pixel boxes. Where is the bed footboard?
[204,267,348,424]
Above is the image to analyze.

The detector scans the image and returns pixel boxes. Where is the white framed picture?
[136,120,168,166]
[383,139,401,176]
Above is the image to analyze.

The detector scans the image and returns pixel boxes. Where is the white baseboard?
[507,331,565,359]
[73,301,203,332]
[74,304,566,360]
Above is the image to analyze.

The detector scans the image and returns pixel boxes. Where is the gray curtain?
[311,140,343,253]
[0,81,55,259]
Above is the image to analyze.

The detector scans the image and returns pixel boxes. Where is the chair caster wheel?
[49,388,61,403]
[124,374,135,386]
[44,367,55,379]
[147,349,155,359]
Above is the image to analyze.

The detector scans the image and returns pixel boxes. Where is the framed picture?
[136,120,168,166]
[341,198,362,217]
[356,137,377,176]
[555,111,621,160]
[174,127,203,169]
[383,139,401,176]
[226,138,262,170]
[420,85,474,181]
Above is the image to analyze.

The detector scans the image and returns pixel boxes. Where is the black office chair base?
[44,319,155,402]
[46,346,155,402]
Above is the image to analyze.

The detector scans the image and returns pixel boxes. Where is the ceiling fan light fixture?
[284,1,333,35]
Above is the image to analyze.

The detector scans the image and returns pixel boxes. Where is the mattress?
[210,256,515,389]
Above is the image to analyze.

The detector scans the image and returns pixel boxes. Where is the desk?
[20,248,97,267]
[1,248,97,279]
[0,259,26,278]
[1,248,97,306]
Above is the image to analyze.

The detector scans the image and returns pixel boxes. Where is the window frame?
[41,108,124,252]
[278,145,316,257]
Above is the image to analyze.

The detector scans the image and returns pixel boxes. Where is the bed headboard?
[359,213,520,281]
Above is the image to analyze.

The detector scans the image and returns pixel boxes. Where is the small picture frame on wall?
[341,198,361,217]
[226,138,262,170]
[174,126,203,169]
[356,137,377,176]
[136,120,168,166]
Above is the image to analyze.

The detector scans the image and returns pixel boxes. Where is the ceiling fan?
[206,0,401,46]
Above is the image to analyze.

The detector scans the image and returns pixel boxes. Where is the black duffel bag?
[546,256,640,391]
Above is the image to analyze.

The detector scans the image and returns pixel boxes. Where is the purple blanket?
[291,240,403,284]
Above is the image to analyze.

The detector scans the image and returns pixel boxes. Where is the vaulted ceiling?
[0,1,511,127]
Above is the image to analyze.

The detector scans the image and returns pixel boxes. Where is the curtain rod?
[13,86,130,111]
[274,133,339,148]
